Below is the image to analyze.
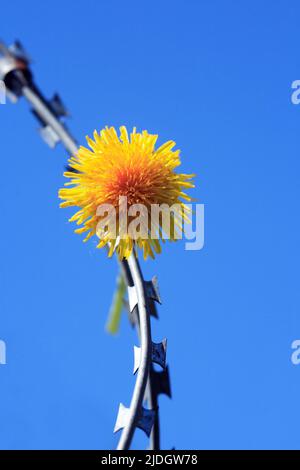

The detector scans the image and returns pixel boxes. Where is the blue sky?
[1,0,300,450]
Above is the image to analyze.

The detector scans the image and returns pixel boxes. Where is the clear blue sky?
[1,0,300,450]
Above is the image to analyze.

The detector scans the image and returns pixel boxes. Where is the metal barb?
[152,340,167,370]
[4,40,172,451]
[128,285,138,313]
[114,403,130,434]
[128,283,160,319]
[133,345,141,375]
[150,366,172,399]
[116,255,152,450]
[134,340,167,374]
[114,403,156,438]
[137,407,156,437]
[145,276,162,305]
[39,125,60,148]
[148,298,159,319]
[10,40,31,62]
[48,93,69,118]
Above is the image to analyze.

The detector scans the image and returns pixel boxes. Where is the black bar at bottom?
[0,450,299,465]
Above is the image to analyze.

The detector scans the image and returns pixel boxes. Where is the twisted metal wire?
[2,42,168,449]
[119,259,162,450]
[116,255,152,450]
[19,81,162,450]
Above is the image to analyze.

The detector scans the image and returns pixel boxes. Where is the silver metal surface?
[134,340,167,374]
[145,276,162,305]
[114,403,156,438]
[152,340,167,370]
[116,254,153,450]
[22,86,78,155]
[150,366,172,399]
[5,39,172,450]
[128,285,138,313]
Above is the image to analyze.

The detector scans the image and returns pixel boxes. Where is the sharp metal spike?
[137,407,156,437]
[147,298,159,319]
[152,339,167,369]
[150,366,172,398]
[39,125,60,148]
[133,346,141,375]
[134,340,167,374]
[127,306,138,328]
[114,404,156,437]
[128,285,138,313]
[129,283,160,320]
[145,276,162,305]
[49,93,69,118]
[128,284,158,323]
[114,403,130,433]
[123,297,138,328]
[10,40,31,62]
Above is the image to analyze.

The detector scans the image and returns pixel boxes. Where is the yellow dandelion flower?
[59,126,195,260]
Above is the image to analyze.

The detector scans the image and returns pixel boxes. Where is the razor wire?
[0,40,172,450]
